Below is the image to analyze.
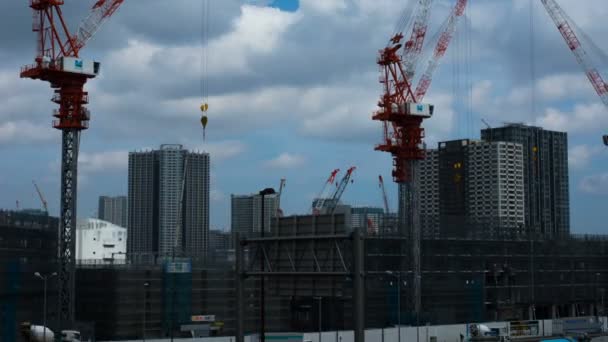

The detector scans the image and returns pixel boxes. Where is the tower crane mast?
[21,0,126,332]
[540,0,608,145]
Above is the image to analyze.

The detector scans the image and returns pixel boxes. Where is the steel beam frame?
[236,230,365,342]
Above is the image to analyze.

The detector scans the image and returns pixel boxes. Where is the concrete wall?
[103,317,608,342]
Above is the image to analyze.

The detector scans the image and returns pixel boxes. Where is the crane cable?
[200,0,210,140]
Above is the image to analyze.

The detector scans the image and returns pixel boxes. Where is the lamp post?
[143,281,150,342]
[385,271,404,342]
[259,188,276,342]
[34,272,57,342]
[313,297,322,342]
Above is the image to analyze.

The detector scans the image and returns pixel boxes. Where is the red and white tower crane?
[21,0,126,331]
[373,0,467,183]
[540,0,608,146]
[372,0,467,325]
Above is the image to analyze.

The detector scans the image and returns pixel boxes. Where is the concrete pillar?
[551,304,557,319]
[570,303,576,317]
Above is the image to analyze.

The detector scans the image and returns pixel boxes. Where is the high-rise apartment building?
[128,144,210,258]
[481,124,569,237]
[98,196,127,228]
[467,140,525,236]
[231,193,278,237]
[417,139,524,238]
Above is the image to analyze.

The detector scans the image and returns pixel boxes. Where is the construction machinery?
[540,0,608,146]
[373,0,467,183]
[372,0,468,326]
[33,181,49,214]
[312,169,340,215]
[277,178,286,217]
[324,166,357,215]
[20,0,126,333]
[378,175,391,214]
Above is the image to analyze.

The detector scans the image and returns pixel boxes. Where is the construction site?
[1,0,608,341]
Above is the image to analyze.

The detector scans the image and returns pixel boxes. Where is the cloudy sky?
[0,0,607,233]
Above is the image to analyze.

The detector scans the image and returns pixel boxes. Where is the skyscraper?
[128,144,210,258]
[231,193,278,237]
[481,124,569,238]
[98,196,127,228]
[416,139,524,238]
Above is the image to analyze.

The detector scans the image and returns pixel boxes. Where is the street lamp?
[143,281,150,342]
[313,297,322,342]
[385,271,406,342]
[34,272,57,342]
[258,187,276,342]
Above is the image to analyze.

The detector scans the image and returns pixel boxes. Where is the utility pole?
[35,272,57,342]
[314,297,322,342]
[385,271,402,342]
[143,281,149,342]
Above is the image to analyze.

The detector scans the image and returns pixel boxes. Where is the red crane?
[402,0,434,80]
[540,0,608,146]
[373,0,468,183]
[326,166,357,214]
[312,169,340,215]
[20,0,126,331]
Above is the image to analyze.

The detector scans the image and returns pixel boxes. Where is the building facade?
[76,218,127,262]
[416,139,524,238]
[0,210,58,342]
[350,206,384,234]
[467,140,525,236]
[481,124,569,237]
[418,149,439,237]
[128,145,210,258]
[98,196,127,228]
[230,193,278,237]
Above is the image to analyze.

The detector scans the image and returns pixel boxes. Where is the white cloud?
[536,102,608,133]
[193,140,246,162]
[568,144,605,170]
[0,120,56,146]
[263,152,306,169]
[301,0,347,15]
[579,173,608,195]
[536,73,593,101]
[79,151,129,173]
[105,5,298,80]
